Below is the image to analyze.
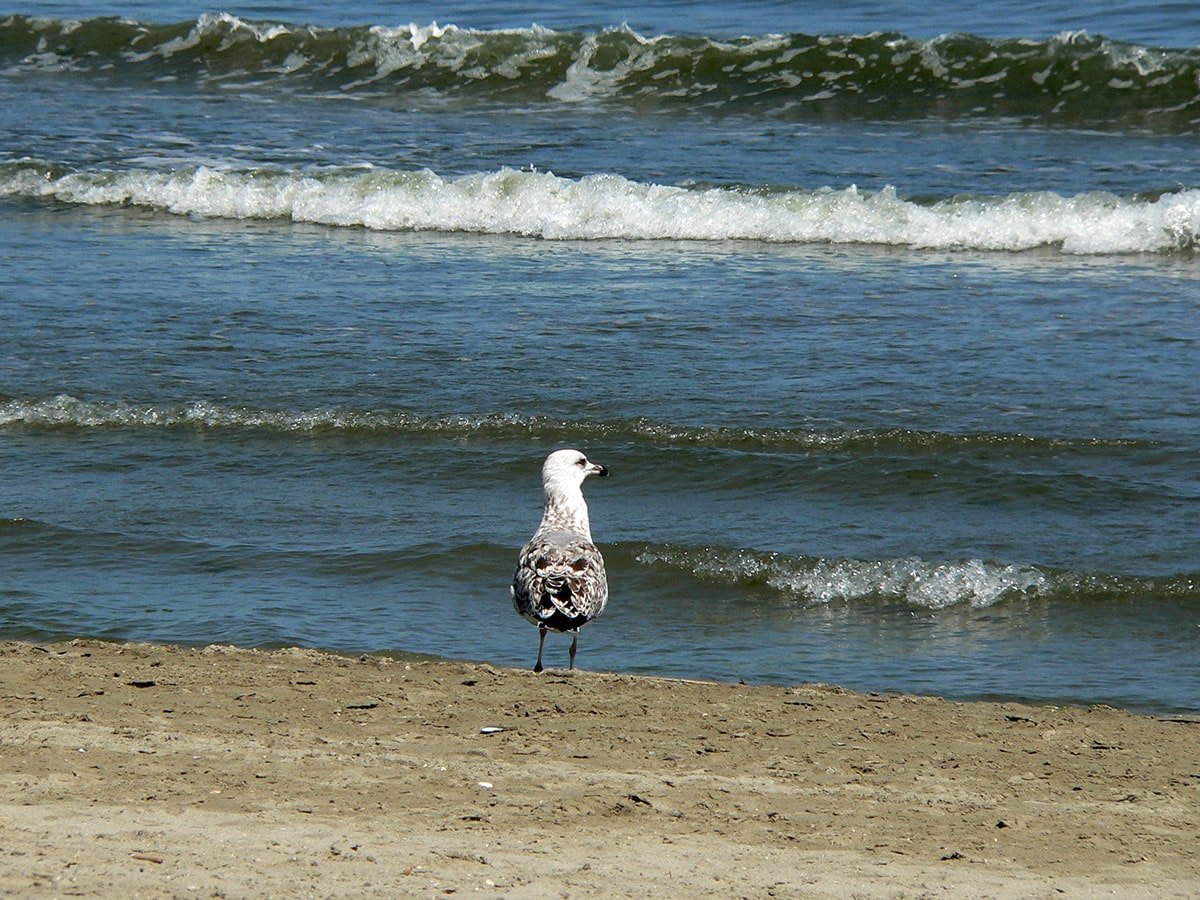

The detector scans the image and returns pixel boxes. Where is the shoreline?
[2,639,1198,898]
[14,632,1194,720]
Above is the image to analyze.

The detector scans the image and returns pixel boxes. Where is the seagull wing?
[511,531,608,631]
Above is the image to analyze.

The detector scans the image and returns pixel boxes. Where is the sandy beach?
[0,640,1197,898]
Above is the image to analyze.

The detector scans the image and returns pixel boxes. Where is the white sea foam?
[0,394,547,435]
[547,26,664,102]
[3,162,1198,253]
[638,546,1053,609]
[0,394,342,430]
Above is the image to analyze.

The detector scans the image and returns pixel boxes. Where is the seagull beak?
[590,462,609,478]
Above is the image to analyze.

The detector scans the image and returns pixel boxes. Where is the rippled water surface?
[3,0,1199,713]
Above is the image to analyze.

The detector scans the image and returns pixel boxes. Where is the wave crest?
[638,545,1052,608]
[0,395,1145,456]
[637,544,1199,609]
[0,394,538,436]
[4,17,1200,130]
[4,160,1198,253]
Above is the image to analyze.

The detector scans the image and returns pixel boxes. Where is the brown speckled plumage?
[511,449,609,672]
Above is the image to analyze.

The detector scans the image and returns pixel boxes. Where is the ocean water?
[2,1,1198,714]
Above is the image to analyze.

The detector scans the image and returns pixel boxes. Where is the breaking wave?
[4,15,1200,130]
[0,395,1147,455]
[636,544,1199,609]
[3,160,1199,253]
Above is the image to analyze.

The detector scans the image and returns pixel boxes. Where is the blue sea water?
[2,0,1198,714]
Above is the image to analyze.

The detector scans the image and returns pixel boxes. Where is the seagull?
[511,448,609,672]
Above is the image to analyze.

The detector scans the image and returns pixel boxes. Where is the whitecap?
[3,160,1197,254]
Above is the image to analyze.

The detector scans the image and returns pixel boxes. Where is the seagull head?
[542,448,608,498]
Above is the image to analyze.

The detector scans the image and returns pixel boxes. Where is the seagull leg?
[534,626,547,673]
[569,631,578,670]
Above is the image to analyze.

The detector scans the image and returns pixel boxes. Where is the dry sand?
[1,640,1198,898]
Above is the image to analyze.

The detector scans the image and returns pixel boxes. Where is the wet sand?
[1,640,1197,898]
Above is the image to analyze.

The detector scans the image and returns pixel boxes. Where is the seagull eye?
[576,457,587,467]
